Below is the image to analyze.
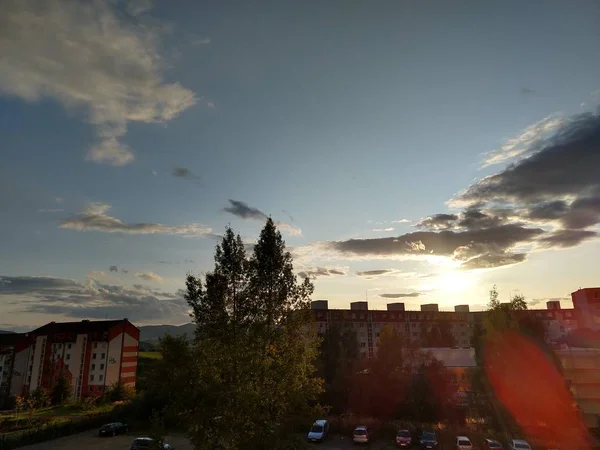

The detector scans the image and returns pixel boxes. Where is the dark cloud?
[330,225,543,258]
[460,253,527,270]
[0,275,188,323]
[222,200,302,236]
[172,167,201,183]
[539,229,598,248]
[223,199,268,221]
[356,269,395,277]
[526,201,569,221]
[416,214,458,230]
[297,267,346,279]
[109,265,119,272]
[380,292,421,298]
[457,208,507,229]
[458,112,600,204]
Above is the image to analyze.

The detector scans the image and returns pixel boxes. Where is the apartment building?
[556,346,600,427]
[5,319,139,400]
[312,298,581,359]
[572,287,600,331]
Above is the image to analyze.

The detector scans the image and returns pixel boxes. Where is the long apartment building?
[0,319,139,400]
[311,288,595,359]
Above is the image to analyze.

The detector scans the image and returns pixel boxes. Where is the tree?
[103,380,134,403]
[182,219,323,450]
[50,373,72,405]
[421,321,456,347]
[29,387,49,409]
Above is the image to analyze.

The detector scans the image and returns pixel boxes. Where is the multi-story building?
[556,346,600,428]
[312,296,583,359]
[571,287,600,331]
[0,333,21,402]
[4,319,139,400]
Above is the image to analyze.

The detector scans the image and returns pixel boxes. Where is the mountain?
[138,323,195,342]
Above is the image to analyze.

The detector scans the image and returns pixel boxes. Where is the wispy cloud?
[172,167,202,183]
[0,0,196,166]
[223,199,302,236]
[135,272,163,283]
[297,267,347,279]
[380,292,421,298]
[38,208,64,213]
[481,114,564,167]
[60,202,211,237]
[372,227,395,232]
[191,36,211,46]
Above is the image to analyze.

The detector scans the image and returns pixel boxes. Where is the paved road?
[307,435,402,449]
[17,431,192,450]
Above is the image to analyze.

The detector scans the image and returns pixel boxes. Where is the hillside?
[138,322,195,342]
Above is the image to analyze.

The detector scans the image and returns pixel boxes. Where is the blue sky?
[1,0,600,328]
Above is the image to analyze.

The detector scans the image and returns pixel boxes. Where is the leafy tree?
[29,387,49,409]
[103,380,134,403]
[50,373,72,405]
[182,219,323,450]
[421,321,456,347]
[318,324,359,413]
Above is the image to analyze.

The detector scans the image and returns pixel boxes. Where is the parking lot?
[17,431,193,450]
[308,435,409,449]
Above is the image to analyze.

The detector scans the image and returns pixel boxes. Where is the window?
[92,364,95,370]
[90,374,94,381]
[98,386,104,392]
[99,374,103,381]
[375,333,380,338]
[66,353,70,360]
[92,353,96,359]
[67,343,71,349]
[101,353,105,359]
[94,343,98,349]
[359,323,364,328]
[412,323,417,328]
[412,332,417,338]
[360,342,366,348]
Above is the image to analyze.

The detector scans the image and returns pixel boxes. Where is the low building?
[7,319,139,399]
[424,347,477,392]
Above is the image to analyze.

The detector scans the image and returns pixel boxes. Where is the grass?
[139,351,162,360]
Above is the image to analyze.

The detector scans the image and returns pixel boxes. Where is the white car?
[456,436,473,449]
[509,439,532,450]
[307,419,329,442]
[353,426,370,444]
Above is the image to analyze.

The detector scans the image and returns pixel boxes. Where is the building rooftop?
[422,347,476,368]
[30,319,136,336]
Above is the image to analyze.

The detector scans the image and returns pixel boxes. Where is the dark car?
[99,422,128,437]
[483,439,504,450]
[130,437,172,450]
[420,430,439,449]
[396,429,412,447]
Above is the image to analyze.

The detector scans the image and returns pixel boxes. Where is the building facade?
[4,319,139,400]
[571,288,600,331]
[312,295,585,359]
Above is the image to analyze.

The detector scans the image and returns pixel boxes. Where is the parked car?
[130,437,172,450]
[420,430,439,449]
[456,436,473,450]
[353,426,371,444]
[99,422,128,437]
[508,440,532,450]
[307,419,329,442]
[483,439,504,449]
[396,429,412,447]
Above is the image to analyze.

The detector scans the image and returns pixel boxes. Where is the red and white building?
[7,319,139,399]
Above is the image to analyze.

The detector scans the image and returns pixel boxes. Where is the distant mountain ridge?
[138,323,195,342]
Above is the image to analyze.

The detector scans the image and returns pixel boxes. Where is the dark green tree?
[50,373,72,405]
[182,219,323,450]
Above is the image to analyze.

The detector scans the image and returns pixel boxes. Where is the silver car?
[130,437,172,450]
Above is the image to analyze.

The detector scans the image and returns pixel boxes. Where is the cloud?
[530,296,570,307]
[392,219,411,223]
[372,227,395,232]
[55,197,64,204]
[538,229,598,248]
[460,253,527,270]
[416,214,458,230]
[481,114,564,167]
[520,87,536,95]
[0,0,196,166]
[356,269,399,278]
[224,200,268,221]
[207,102,215,108]
[191,36,211,46]
[223,199,302,236]
[297,267,347,279]
[380,292,421,298]
[59,202,212,237]
[109,265,119,273]
[38,208,64,213]
[172,167,201,183]
[0,275,188,323]
[135,272,163,282]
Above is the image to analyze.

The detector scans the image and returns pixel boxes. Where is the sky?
[1,0,600,329]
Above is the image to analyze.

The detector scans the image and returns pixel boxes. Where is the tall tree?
[183,219,323,450]
[50,373,72,405]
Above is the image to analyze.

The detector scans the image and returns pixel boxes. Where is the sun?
[435,269,476,294]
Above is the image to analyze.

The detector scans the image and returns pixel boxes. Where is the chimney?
[350,301,368,311]
[311,300,329,310]
[387,303,405,311]
[421,303,439,312]
[455,305,470,313]
[547,301,561,310]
